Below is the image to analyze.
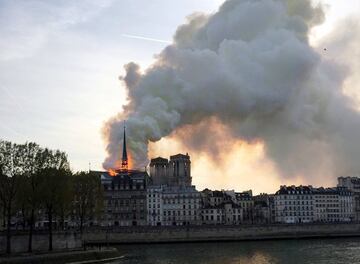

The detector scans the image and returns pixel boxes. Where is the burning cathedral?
[97,123,199,227]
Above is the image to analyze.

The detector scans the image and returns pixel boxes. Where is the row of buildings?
[98,152,358,226]
[2,127,359,230]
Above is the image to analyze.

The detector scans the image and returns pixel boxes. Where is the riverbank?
[0,231,82,253]
[83,222,360,245]
[2,223,360,254]
[0,248,122,264]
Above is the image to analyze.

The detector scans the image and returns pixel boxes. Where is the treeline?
[0,140,103,254]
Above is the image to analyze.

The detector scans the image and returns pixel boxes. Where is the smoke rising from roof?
[103,0,360,181]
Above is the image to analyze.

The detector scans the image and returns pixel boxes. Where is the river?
[112,237,360,264]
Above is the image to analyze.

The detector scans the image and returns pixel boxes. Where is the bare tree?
[0,167,21,254]
[21,142,43,252]
[39,149,70,251]
[40,168,71,251]
[73,172,103,234]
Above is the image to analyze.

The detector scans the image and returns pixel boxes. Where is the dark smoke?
[103,0,360,180]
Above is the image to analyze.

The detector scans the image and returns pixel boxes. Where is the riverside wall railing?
[2,222,360,253]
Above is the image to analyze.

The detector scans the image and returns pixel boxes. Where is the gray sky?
[0,0,224,171]
[0,0,358,174]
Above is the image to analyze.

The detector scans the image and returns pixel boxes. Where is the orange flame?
[127,153,133,169]
[107,154,133,177]
[108,168,117,177]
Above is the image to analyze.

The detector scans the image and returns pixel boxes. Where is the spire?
[121,121,128,171]
[122,122,128,161]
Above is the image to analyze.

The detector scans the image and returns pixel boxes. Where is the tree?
[12,142,48,252]
[1,141,42,230]
[52,168,73,231]
[15,174,29,231]
[17,145,71,252]
[1,140,73,252]
[0,140,22,254]
[41,168,71,251]
[39,149,70,251]
[17,142,43,252]
[0,193,5,229]
[0,168,21,254]
[73,172,103,234]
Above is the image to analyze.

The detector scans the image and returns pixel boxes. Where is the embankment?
[83,223,360,245]
[0,231,82,253]
[2,223,360,254]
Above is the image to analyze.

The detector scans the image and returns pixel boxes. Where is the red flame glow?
[107,154,133,176]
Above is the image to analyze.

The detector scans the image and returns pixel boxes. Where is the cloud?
[0,0,113,61]
[318,17,360,109]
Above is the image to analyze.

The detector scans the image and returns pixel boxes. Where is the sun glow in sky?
[0,0,359,194]
[310,0,360,45]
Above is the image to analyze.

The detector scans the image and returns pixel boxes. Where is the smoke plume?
[103,0,360,180]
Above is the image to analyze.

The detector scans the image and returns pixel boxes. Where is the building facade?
[235,191,254,223]
[147,153,201,226]
[201,189,243,225]
[275,185,353,224]
[275,186,315,224]
[338,176,360,220]
[147,185,201,226]
[147,185,163,226]
[162,185,201,226]
[313,187,353,222]
[101,170,149,226]
[254,194,275,224]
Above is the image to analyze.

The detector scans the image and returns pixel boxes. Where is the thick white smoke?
[103,0,360,180]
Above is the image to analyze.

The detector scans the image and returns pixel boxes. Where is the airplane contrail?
[122,34,171,44]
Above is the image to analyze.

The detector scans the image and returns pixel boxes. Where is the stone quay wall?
[0,231,82,253]
[2,223,360,253]
[83,223,360,244]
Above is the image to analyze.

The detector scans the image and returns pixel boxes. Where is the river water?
[113,238,360,264]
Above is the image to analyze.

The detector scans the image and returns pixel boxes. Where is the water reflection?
[112,238,360,264]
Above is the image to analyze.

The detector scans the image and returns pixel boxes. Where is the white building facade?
[147,185,201,226]
[275,185,353,223]
[147,185,163,226]
[275,186,314,224]
[313,187,353,222]
[162,186,201,226]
